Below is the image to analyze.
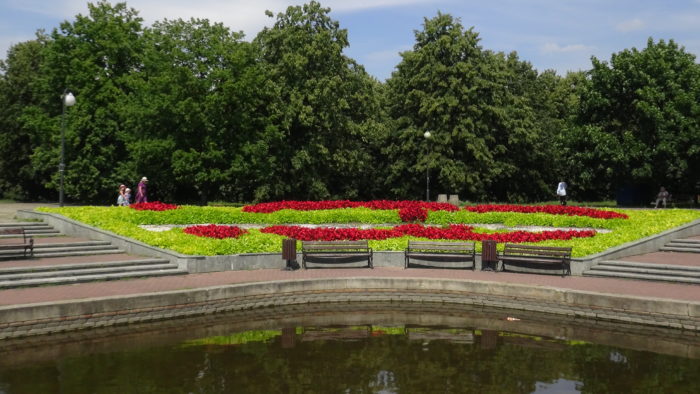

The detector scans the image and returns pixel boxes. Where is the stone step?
[0,249,126,259]
[671,238,700,245]
[659,246,700,253]
[0,232,64,239]
[587,263,700,278]
[24,229,61,235]
[595,260,700,273]
[0,263,179,281]
[582,270,700,285]
[665,243,700,250]
[0,222,47,228]
[31,241,112,249]
[0,268,188,289]
[0,244,120,257]
[0,258,171,275]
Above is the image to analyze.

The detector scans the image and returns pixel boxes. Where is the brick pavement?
[1,265,699,307]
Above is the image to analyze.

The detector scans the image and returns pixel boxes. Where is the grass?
[38,205,700,258]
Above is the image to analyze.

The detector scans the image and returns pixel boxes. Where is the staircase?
[0,222,60,237]
[583,238,700,284]
[660,238,700,253]
[0,222,187,289]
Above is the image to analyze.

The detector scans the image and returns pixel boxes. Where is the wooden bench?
[500,243,571,276]
[405,240,476,269]
[0,228,34,258]
[301,240,373,269]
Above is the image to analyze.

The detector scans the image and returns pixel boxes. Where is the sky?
[1,0,700,81]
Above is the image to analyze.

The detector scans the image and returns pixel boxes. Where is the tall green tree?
[120,17,275,203]
[0,37,50,200]
[29,1,145,203]
[254,1,384,201]
[577,38,700,198]
[384,13,546,202]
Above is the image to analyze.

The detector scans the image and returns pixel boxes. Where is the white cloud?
[3,0,442,41]
[540,42,595,54]
[616,18,645,32]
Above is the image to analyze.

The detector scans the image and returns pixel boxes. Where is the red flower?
[464,204,628,219]
[130,201,179,211]
[242,200,459,213]
[184,224,247,239]
[398,207,428,222]
[260,224,595,242]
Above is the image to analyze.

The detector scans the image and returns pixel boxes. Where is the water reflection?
[1,302,699,393]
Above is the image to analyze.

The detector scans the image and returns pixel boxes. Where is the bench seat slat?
[405,240,475,270]
[501,243,571,276]
[301,240,372,269]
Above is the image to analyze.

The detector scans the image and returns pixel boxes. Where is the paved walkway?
[1,203,699,308]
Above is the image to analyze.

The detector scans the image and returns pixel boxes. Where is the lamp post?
[423,131,431,201]
[60,90,76,207]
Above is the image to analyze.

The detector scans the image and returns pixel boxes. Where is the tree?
[578,38,700,199]
[254,1,385,201]
[0,37,51,200]
[29,1,145,203]
[120,17,274,203]
[384,13,546,202]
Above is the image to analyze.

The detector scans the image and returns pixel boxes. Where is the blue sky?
[1,0,699,80]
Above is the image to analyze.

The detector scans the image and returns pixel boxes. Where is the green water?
[1,303,698,393]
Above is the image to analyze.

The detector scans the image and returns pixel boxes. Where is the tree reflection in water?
[1,302,698,393]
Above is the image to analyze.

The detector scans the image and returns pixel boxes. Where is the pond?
[1,302,698,393]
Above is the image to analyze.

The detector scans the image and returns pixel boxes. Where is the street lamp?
[60,90,76,207]
[423,131,431,201]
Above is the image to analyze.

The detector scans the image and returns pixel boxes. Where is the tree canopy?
[0,1,698,205]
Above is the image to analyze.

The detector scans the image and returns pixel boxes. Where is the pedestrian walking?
[135,177,148,203]
[556,181,567,206]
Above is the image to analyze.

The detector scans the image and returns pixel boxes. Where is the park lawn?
[39,205,700,257]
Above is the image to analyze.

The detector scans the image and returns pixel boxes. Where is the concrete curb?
[1,277,698,338]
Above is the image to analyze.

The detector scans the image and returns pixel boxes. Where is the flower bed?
[464,204,628,219]
[242,200,459,213]
[39,201,700,257]
[261,224,596,242]
[130,201,179,211]
[184,224,247,239]
[398,207,428,222]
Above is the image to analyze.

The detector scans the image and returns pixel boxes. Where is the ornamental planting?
[465,204,628,219]
[242,200,459,213]
[130,201,179,211]
[261,224,596,242]
[184,224,247,239]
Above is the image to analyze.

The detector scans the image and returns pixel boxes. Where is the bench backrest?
[503,243,571,259]
[0,228,24,235]
[302,240,370,252]
[407,240,475,253]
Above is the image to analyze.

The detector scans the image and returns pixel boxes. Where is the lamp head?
[423,131,431,139]
[63,92,76,107]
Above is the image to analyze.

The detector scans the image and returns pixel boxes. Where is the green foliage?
[573,38,700,199]
[254,1,386,200]
[1,3,698,205]
[383,13,555,202]
[30,1,146,203]
[39,206,700,257]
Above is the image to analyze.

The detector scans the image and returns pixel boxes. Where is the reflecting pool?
[1,302,699,393]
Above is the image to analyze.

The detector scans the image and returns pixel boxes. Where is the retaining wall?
[2,277,699,339]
